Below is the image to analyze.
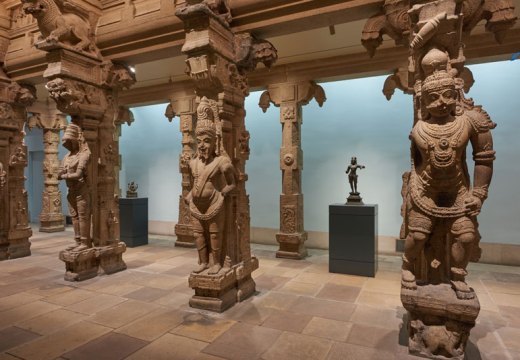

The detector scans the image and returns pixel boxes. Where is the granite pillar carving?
[363,1,516,358]
[259,81,326,259]
[115,106,134,198]
[175,0,277,312]
[27,106,67,232]
[23,0,135,280]
[165,95,197,247]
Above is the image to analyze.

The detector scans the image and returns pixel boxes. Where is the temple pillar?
[115,106,134,197]
[175,0,277,312]
[165,94,197,247]
[0,16,35,260]
[259,81,325,259]
[27,105,67,232]
[23,0,135,280]
[363,0,516,358]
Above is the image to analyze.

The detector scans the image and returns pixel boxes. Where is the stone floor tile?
[345,323,399,353]
[326,342,396,360]
[0,326,40,352]
[489,292,520,308]
[17,309,88,335]
[61,332,149,360]
[252,291,300,311]
[133,273,185,290]
[0,301,61,330]
[349,305,402,330]
[0,292,44,312]
[191,353,226,360]
[221,301,273,325]
[125,287,171,302]
[87,299,160,328]
[172,312,236,342]
[66,293,127,315]
[328,274,368,287]
[499,305,520,328]
[163,263,197,277]
[154,292,192,308]
[43,288,97,306]
[355,290,402,309]
[278,280,323,296]
[126,333,207,360]
[261,309,312,333]
[254,274,291,291]
[302,317,352,342]
[497,327,520,352]
[293,271,333,284]
[96,283,144,296]
[8,321,111,360]
[116,308,185,341]
[316,283,361,303]
[362,278,401,296]
[202,322,281,360]
[261,331,333,360]
[134,263,174,274]
[288,297,356,322]
[27,283,74,297]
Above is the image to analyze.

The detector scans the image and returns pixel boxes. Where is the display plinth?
[119,198,148,247]
[329,203,378,277]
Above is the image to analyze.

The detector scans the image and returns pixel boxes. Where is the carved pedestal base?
[8,228,32,259]
[98,242,127,275]
[189,257,259,312]
[59,243,127,282]
[0,239,8,260]
[39,215,65,233]
[401,283,479,359]
[276,232,308,259]
[60,248,98,281]
[174,224,195,248]
[347,192,363,204]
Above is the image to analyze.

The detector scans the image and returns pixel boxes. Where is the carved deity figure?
[126,182,138,198]
[58,123,92,250]
[401,50,495,300]
[346,156,365,194]
[9,147,27,166]
[0,162,6,190]
[186,97,236,275]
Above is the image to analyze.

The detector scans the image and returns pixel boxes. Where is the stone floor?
[0,228,519,360]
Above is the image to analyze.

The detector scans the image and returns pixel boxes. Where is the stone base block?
[60,248,98,281]
[276,232,308,259]
[174,224,195,248]
[98,242,127,275]
[39,218,65,233]
[189,257,259,313]
[347,192,363,204]
[7,228,32,259]
[401,283,480,359]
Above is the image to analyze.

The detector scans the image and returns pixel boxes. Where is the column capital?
[259,80,326,112]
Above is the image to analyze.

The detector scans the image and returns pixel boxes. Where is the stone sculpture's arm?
[59,152,89,181]
[220,158,236,197]
[185,160,195,203]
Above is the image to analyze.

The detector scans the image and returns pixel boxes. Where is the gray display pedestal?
[329,203,378,277]
[120,198,148,247]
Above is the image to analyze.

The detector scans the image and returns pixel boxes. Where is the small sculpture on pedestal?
[126,181,138,198]
[346,156,365,203]
[58,123,91,251]
[186,97,236,275]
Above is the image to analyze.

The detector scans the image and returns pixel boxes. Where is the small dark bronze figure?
[346,156,365,204]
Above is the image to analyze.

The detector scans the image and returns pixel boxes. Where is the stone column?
[176,0,277,312]
[363,1,516,358]
[259,81,325,259]
[115,106,134,197]
[27,106,67,232]
[0,14,35,259]
[165,94,197,247]
[23,0,135,280]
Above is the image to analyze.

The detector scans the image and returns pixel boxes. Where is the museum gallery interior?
[1,0,520,359]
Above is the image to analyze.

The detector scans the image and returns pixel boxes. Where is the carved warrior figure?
[21,0,97,55]
[126,182,138,198]
[401,48,495,300]
[186,97,236,275]
[58,123,92,250]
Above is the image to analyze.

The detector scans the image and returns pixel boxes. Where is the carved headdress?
[195,97,226,156]
[62,123,91,155]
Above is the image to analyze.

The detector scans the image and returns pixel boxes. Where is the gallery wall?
[120,60,520,245]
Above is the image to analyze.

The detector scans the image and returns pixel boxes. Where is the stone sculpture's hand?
[464,195,482,217]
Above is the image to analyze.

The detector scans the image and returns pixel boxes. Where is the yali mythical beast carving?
[186,97,236,275]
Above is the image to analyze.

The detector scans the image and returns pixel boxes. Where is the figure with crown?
[186,97,236,275]
[58,123,92,251]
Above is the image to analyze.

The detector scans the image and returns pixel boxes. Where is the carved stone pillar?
[176,0,277,312]
[27,106,67,232]
[23,0,135,280]
[0,14,35,259]
[115,106,134,198]
[259,81,325,259]
[363,1,516,358]
[165,94,197,247]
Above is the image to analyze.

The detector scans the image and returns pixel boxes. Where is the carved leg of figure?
[402,230,430,289]
[208,232,222,275]
[66,193,81,250]
[193,232,209,273]
[76,193,91,251]
[450,217,476,299]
